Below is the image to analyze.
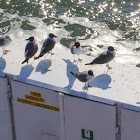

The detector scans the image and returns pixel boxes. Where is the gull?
[0,35,12,54]
[34,33,57,60]
[70,70,94,91]
[22,36,38,64]
[85,46,116,70]
[70,42,82,63]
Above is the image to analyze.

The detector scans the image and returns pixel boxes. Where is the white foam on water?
[1,5,140,107]
[1,11,140,66]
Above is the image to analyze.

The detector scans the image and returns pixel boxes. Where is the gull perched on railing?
[22,36,38,64]
[34,33,57,60]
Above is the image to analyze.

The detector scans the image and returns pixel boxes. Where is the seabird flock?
[0,33,116,92]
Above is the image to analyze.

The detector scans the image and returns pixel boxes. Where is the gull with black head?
[85,46,116,71]
[0,35,12,55]
[34,33,57,60]
[22,36,38,64]
[70,41,82,63]
[70,70,94,91]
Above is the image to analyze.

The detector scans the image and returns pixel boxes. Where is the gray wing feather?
[39,38,55,56]
[92,51,114,64]
[70,46,75,54]
[25,42,38,59]
[0,38,4,45]
[75,72,87,82]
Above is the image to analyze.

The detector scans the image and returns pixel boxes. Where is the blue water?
[0,0,140,64]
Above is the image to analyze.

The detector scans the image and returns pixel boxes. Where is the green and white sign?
[81,129,94,140]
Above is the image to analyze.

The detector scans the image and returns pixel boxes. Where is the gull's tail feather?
[22,59,28,64]
[85,63,91,65]
[85,61,95,65]
[34,54,43,60]
[34,56,40,60]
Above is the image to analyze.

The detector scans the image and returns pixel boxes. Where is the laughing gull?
[0,35,12,54]
[34,33,57,60]
[22,36,38,64]
[85,46,116,70]
[70,42,82,63]
[70,70,94,90]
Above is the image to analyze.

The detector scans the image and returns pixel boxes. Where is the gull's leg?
[84,83,89,93]
[50,50,55,56]
[49,53,53,60]
[49,51,55,60]
[44,53,49,59]
[82,82,89,90]
[105,63,112,74]
[106,63,112,69]
[30,59,35,66]
[78,55,82,62]
[2,46,6,55]
[73,55,76,63]
[2,46,10,55]
[87,82,92,88]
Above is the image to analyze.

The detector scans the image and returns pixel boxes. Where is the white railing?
[0,74,139,140]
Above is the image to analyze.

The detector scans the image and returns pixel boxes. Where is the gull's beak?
[113,48,117,51]
[25,38,30,41]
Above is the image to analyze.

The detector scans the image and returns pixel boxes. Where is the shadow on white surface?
[90,74,111,90]
[15,65,34,81]
[36,59,51,74]
[0,57,6,71]
[0,57,6,77]
[63,59,79,91]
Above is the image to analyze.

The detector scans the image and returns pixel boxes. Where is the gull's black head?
[88,70,94,76]
[25,36,34,41]
[108,46,116,51]
[74,42,80,48]
[49,33,57,38]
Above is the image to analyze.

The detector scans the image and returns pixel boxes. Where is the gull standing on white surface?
[22,36,38,64]
[70,42,82,63]
[0,35,12,54]
[70,70,94,91]
[34,33,57,60]
[85,46,116,70]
